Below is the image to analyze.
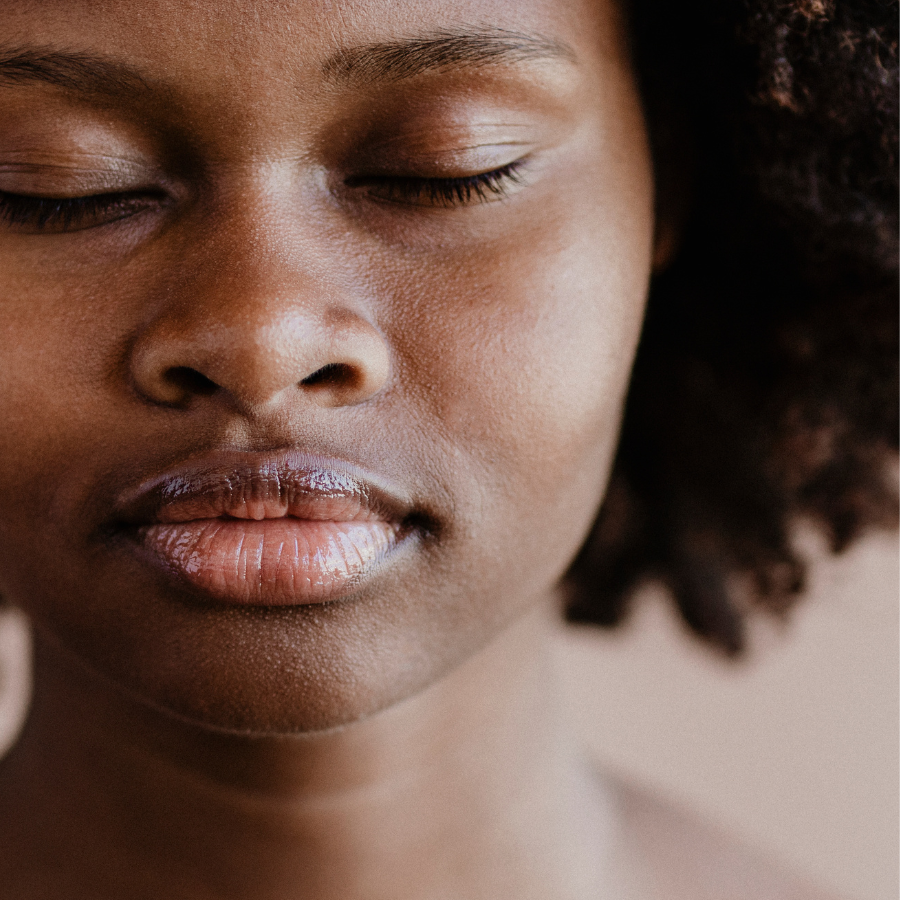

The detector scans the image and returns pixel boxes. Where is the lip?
[114,451,413,606]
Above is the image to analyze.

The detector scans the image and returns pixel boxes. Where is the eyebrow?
[0,46,149,97]
[0,27,575,98]
[322,28,577,84]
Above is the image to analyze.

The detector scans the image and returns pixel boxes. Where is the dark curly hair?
[565,0,898,653]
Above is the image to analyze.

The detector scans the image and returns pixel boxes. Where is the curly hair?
[565,0,898,653]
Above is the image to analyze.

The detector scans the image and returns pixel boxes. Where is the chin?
[45,578,500,737]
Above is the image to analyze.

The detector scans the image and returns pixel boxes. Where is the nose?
[129,225,390,413]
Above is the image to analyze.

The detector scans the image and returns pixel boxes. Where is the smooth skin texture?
[0,1,837,897]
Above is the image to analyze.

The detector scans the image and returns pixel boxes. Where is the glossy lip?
[113,451,414,607]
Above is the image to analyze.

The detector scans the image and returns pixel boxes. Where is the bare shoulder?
[605,775,844,900]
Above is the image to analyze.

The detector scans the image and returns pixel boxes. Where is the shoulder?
[605,775,844,900]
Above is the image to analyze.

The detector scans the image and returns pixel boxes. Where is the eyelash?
[0,190,162,233]
[350,161,525,207]
[0,162,524,234]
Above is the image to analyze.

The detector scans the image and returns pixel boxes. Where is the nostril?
[301,362,355,388]
[165,366,219,397]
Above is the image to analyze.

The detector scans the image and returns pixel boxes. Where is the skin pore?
[0,1,831,898]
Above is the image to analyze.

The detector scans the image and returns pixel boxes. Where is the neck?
[0,603,612,900]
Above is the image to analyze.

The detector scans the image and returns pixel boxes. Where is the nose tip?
[130,311,391,412]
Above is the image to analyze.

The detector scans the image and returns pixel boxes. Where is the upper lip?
[113,450,413,527]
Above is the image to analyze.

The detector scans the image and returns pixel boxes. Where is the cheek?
[390,194,651,503]
[0,259,131,497]
[0,291,86,501]
[0,246,173,601]
[376,188,653,601]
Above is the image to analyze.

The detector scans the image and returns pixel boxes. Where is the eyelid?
[0,156,168,196]
[346,157,528,210]
[354,142,535,180]
[356,119,539,154]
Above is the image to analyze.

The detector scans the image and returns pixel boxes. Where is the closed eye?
[346,160,525,208]
[0,189,166,234]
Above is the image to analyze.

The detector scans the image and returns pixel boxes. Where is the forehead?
[0,0,626,88]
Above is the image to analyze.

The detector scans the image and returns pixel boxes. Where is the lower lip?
[137,518,400,606]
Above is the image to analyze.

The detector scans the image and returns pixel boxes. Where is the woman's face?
[0,0,653,732]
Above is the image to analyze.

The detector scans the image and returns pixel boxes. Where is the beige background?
[554,529,899,900]
[1,531,897,899]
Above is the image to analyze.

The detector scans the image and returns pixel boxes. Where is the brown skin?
[0,1,837,898]
[0,0,648,736]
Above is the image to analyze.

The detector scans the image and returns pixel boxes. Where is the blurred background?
[555,529,898,900]
[1,530,896,900]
